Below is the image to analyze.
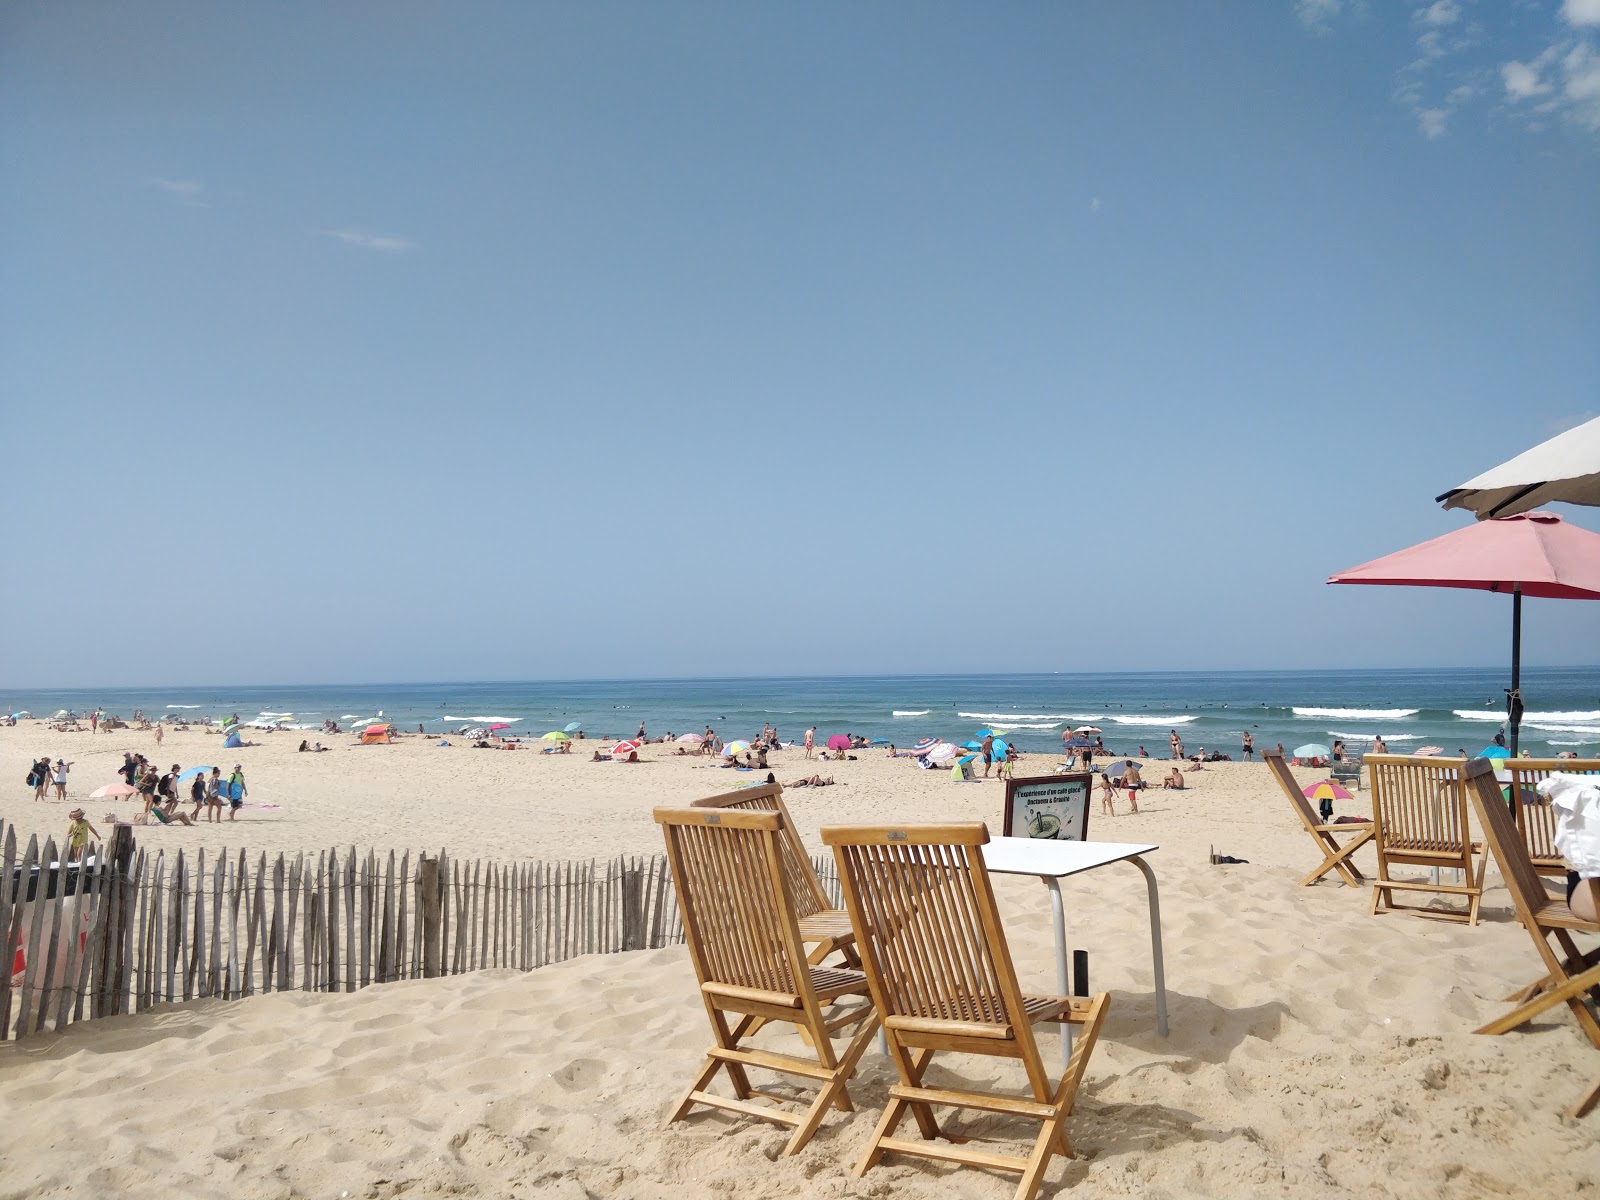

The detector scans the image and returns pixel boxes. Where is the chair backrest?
[691,783,831,918]
[1263,751,1324,833]
[821,822,1035,1045]
[654,806,815,1006]
[1462,758,1551,923]
[1506,759,1600,865]
[1366,754,1472,856]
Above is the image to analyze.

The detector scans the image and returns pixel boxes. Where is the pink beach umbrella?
[827,734,851,753]
[1414,745,1445,757]
[1329,512,1600,756]
[926,742,959,763]
[487,723,511,732]
[676,733,705,744]
[90,782,137,799]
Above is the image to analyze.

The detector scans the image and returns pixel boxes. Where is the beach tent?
[360,724,394,745]
[223,730,243,749]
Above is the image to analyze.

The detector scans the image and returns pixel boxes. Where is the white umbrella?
[1437,415,1600,520]
[926,742,959,762]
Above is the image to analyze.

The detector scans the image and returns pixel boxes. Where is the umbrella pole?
[1508,586,1523,758]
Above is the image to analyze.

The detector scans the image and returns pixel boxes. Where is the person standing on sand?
[189,771,207,821]
[227,764,247,821]
[804,726,816,760]
[637,720,646,744]
[1169,729,1183,759]
[52,758,72,801]
[31,756,52,801]
[981,733,995,777]
[65,809,101,863]
[1241,731,1254,760]
[90,709,99,735]
[154,722,164,747]
[205,767,223,823]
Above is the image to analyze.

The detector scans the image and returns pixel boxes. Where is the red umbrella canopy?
[1326,512,1600,599]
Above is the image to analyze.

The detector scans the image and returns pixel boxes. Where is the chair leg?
[1569,1070,1600,1120]
[782,1012,880,1156]
[1475,964,1600,1049]
[854,1045,939,1177]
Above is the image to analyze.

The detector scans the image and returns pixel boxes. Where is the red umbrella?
[1328,512,1600,755]
[827,734,851,753]
[611,740,640,757]
[487,723,510,732]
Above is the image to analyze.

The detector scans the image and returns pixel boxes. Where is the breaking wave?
[165,704,202,709]
[892,710,931,717]
[1457,709,1600,723]
[1108,715,1199,726]
[957,712,1104,722]
[442,715,521,723]
[1329,731,1421,742]
[1292,707,1418,720]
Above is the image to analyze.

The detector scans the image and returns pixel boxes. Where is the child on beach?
[66,808,101,862]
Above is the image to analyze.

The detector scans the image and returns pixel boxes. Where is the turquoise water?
[4,668,1597,756]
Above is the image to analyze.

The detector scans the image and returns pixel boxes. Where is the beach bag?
[25,772,35,787]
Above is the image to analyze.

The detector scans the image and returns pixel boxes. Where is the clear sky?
[2,2,1597,688]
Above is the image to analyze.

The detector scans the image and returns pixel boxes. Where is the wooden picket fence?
[0,819,842,1041]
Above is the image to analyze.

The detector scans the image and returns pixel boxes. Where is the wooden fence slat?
[0,830,29,1039]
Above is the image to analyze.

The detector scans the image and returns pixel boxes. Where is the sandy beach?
[2,723,1597,1198]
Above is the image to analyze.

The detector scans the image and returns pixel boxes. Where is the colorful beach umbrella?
[926,742,958,762]
[723,740,751,756]
[487,723,510,732]
[90,782,137,798]
[1415,745,1445,756]
[1302,781,1353,802]
[827,734,851,753]
[1329,512,1600,756]
[911,737,939,754]
[612,740,640,757]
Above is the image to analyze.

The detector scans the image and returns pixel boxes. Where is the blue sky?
[1,2,1596,688]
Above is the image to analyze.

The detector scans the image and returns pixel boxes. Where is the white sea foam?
[1548,738,1600,746]
[339,714,362,720]
[893,710,931,717]
[1329,731,1421,742]
[442,715,521,723]
[991,723,1061,731]
[1456,709,1600,723]
[1524,722,1600,734]
[957,712,1104,722]
[1108,715,1199,726]
[165,704,202,709]
[1292,707,1418,720]
[260,711,292,718]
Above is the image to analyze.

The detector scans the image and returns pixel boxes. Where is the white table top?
[983,836,1158,879]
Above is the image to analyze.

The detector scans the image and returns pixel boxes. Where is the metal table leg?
[1044,876,1071,1068]
[1128,856,1169,1037]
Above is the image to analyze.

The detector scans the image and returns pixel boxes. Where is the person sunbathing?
[787,775,836,788]
[1163,767,1185,789]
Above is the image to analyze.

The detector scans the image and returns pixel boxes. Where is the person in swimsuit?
[1241,732,1254,760]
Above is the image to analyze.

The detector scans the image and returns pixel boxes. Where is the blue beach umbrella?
[957,755,977,765]
[1293,743,1331,759]
[564,722,582,732]
[178,766,216,781]
[961,740,983,750]
[991,738,1010,760]
[974,728,994,738]
[868,738,889,745]
[1478,745,1512,760]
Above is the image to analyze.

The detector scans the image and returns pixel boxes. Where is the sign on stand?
[1001,773,1091,841]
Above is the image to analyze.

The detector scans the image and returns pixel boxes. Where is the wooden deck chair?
[1365,754,1487,925]
[653,806,879,1155]
[1506,759,1600,879]
[822,822,1110,1200]
[1264,750,1373,888]
[1461,758,1600,1056]
[691,783,857,966]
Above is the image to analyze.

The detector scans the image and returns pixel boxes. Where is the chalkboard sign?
[1001,773,1091,841]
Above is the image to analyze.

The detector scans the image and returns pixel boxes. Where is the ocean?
[4,667,1597,756]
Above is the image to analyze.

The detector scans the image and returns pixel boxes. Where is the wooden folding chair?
[1365,754,1487,925]
[1263,750,1373,888]
[1506,759,1600,879]
[654,806,879,1155]
[822,822,1110,1200]
[691,783,857,966]
[1462,759,1600,1042]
